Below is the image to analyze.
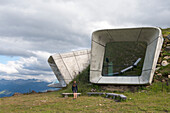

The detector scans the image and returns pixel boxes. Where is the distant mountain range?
[0,79,59,98]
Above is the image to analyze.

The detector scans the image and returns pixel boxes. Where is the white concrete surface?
[48,27,163,86]
[90,27,163,85]
[48,49,91,87]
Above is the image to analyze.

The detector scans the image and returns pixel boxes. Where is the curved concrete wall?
[48,49,91,87]
[90,27,163,85]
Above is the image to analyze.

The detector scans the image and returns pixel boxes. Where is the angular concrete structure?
[48,49,91,87]
[48,27,163,87]
[90,27,163,85]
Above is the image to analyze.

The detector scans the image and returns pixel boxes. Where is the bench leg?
[122,97,126,100]
[65,94,68,98]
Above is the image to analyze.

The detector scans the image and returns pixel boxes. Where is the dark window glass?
[102,41,147,76]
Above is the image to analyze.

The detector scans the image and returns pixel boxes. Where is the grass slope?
[162,28,170,37]
[0,85,169,112]
[0,28,170,112]
[0,65,169,112]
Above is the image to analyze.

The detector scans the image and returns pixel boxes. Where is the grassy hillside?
[0,65,169,112]
[162,28,170,37]
[0,28,170,112]
[0,90,169,112]
[153,28,170,84]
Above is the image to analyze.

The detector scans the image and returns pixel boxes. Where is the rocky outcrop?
[153,35,170,84]
[12,93,23,96]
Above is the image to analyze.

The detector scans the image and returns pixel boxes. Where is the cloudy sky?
[0,0,170,82]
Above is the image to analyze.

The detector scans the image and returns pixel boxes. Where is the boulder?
[157,73,162,76]
[13,92,23,96]
[164,56,170,60]
[161,60,169,66]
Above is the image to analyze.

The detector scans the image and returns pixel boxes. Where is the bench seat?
[87,92,105,96]
[62,93,81,98]
[105,93,127,100]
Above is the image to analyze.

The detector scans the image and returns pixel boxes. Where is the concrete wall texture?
[90,27,163,85]
[48,27,163,87]
[48,49,91,87]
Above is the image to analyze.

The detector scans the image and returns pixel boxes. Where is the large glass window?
[102,41,147,76]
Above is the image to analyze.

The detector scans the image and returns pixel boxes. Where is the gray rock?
[164,56,170,60]
[161,60,169,66]
[157,73,162,76]
[155,67,160,71]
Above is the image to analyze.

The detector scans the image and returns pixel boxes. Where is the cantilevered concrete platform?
[48,49,91,87]
[90,27,163,85]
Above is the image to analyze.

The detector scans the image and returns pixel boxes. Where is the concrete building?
[48,49,91,87]
[48,27,163,87]
[90,27,163,85]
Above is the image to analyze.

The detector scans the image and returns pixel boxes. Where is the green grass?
[0,66,169,113]
[163,51,170,56]
[159,64,170,75]
[0,86,169,113]
[59,66,102,95]
[157,30,170,77]
[162,28,170,36]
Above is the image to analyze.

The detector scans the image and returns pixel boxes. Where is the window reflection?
[102,41,147,76]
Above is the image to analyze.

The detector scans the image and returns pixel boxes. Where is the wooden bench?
[62,93,81,98]
[87,92,105,96]
[105,93,127,100]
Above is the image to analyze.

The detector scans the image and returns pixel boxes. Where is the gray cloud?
[0,0,169,82]
[1,0,169,54]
